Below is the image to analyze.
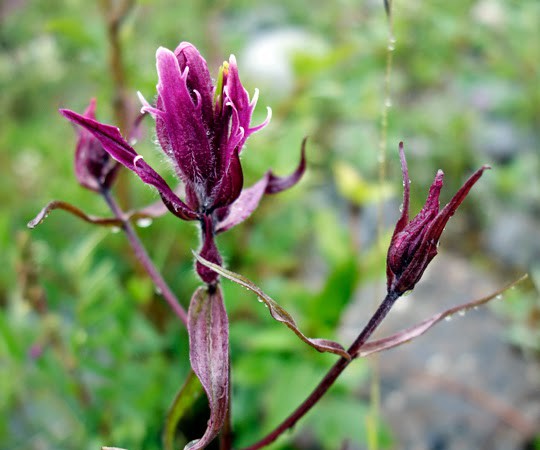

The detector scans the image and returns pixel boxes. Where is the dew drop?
[444,315,453,322]
[155,287,162,295]
[385,98,393,107]
[387,44,395,51]
[458,310,466,317]
[257,297,263,303]
[136,218,153,228]
[495,294,503,300]
[111,226,121,234]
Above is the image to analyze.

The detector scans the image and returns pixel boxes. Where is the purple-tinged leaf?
[355,275,528,358]
[27,200,123,229]
[265,137,307,194]
[187,286,229,450]
[59,109,198,221]
[193,253,350,359]
[27,191,183,230]
[163,370,204,450]
[214,138,307,233]
[215,174,269,234]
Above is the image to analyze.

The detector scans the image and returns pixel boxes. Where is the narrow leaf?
[187,286,230,450]
[193,252,350,359]
[356,275,528,358]
[27,200,122,228]
[27,199,172,230]
[163,370,204,450]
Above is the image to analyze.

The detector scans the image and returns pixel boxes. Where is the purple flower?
[73,98,120,192]
[386,142,490,296]
[59,42,305,282]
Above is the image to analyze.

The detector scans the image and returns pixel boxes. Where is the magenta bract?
[59,42,305,234]
[141,42,270,214]
[73,98,120,192]
[386,142,490,296]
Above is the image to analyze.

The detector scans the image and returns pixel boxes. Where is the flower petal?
[193,253,350,359]
[187,286,230,450]
[174,42,215,132]
[156,47,215,191]
[60,109,198,221]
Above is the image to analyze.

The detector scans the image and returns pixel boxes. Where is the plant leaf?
[163,370,204,450]
[27,200,123,228]
[186,286,230,450]
[27,199,173,229]
[193,252,350,360]
[356,275,528,358]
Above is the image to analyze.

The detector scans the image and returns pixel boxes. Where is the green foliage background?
[1,1,539,449]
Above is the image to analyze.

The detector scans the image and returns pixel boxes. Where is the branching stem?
[242,292,399,450]
[101,188,188,326]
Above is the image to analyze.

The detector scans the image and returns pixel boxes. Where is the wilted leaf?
[193,253,350,360]
[356,275,528,357]
[186,286,230,450]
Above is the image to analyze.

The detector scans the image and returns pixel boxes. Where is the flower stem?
[101,189,188,326]
[241,292,399,450]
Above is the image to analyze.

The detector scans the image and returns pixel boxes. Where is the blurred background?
[1,0,539,449]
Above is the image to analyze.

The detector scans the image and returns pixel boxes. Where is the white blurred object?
[472,0,506,27]
[240,28,328,98]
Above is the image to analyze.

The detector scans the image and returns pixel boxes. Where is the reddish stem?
[101,189,188,326]
[242,292,399,450]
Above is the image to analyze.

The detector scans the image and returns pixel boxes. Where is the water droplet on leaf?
[136,218,153,228]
